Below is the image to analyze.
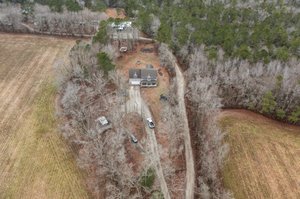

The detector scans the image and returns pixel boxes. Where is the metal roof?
[129,69,141,79]
[129,68,157,80]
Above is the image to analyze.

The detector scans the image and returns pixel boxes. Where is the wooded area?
[126,0,299,62]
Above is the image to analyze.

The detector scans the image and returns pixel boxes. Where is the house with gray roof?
[129,66,158,87]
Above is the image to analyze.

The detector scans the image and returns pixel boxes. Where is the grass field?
[0,34,89,199]
[219,110,300,199]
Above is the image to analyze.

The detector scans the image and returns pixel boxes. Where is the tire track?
[0,48,57,183]
[0,47,52,121]
[0,46,61,161]
[0,34,86,198]
[127,86,171,199]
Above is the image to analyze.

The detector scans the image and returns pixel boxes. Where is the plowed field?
[0,34,88,199]
[219,109,300,199]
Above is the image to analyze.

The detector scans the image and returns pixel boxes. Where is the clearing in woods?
[219,109,300,199]
[0,33,89,199]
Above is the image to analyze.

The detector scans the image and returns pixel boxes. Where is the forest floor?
[0,33,89,199]
[219,109,300,199]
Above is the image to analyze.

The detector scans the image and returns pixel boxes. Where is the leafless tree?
[186,46,300,123]
[159,43,233,198]
[0,3,108,36]
[56,39,151,198]
[186,76,232,199]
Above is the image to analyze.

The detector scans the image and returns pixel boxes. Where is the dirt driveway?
[126,86,171,199]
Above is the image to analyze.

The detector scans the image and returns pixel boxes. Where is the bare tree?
[0,3,108,36]
[186,46,300,123]
[56,39,151,198]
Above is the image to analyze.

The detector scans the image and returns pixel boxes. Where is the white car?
[119,46,128,52]
[117,24,125,31]
[146,118,155,129]
[130,134,138,143]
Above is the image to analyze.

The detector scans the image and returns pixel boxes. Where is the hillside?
[219,110,300,199]
[0,34,88,199]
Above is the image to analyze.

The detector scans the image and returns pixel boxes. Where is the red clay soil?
[123,113,145,173]
[116,43,170,121]
[116,43,185,198]
[105,8,126,19]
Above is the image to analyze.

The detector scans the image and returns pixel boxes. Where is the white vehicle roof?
[147,118,153,122]
[96,116,109,126]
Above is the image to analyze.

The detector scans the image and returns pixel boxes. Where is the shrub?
[276,108,286,119]
[97,52,115,75]
[137,10,152,35]
[139,168,155,189]
[261,91,277,113]
[275,47,289,61]
[253,49,270,63]
[290,37,300,56]
[156,23,172,45]
[47,0,64,12]
[65,0,82,12]
[234,44,251,60]
[93,21,108,44]
[276,75,283,88]
[91,1,107,11]
[288,106,300,123]
[206,47,218,60]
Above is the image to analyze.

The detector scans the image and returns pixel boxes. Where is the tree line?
[125,0,300,63]
[0,3,108,36]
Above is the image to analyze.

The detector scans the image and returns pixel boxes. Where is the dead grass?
[219,109,300,199]
[0,34,88,199]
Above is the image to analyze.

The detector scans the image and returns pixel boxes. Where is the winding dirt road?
[126,86,171,199]
[174,59,195,199]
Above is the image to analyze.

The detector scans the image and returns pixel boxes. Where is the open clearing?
[0,33,88,199]
[219,109,300,199]
[116,43,186,198]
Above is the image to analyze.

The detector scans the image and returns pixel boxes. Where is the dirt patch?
[105,8,126,19]
[116,43,170,121]
[116,42,186,199]
[123,113,146,173]
[219,109,300,199]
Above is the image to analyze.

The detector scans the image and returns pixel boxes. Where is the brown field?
[219,109,300,199]
[0,33,89,199]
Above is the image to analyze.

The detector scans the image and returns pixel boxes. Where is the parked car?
[146,118,155,129]
[160,94,168,101]
[119,46,128,52]
[130,134,138,143]
[96,116,109,126]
